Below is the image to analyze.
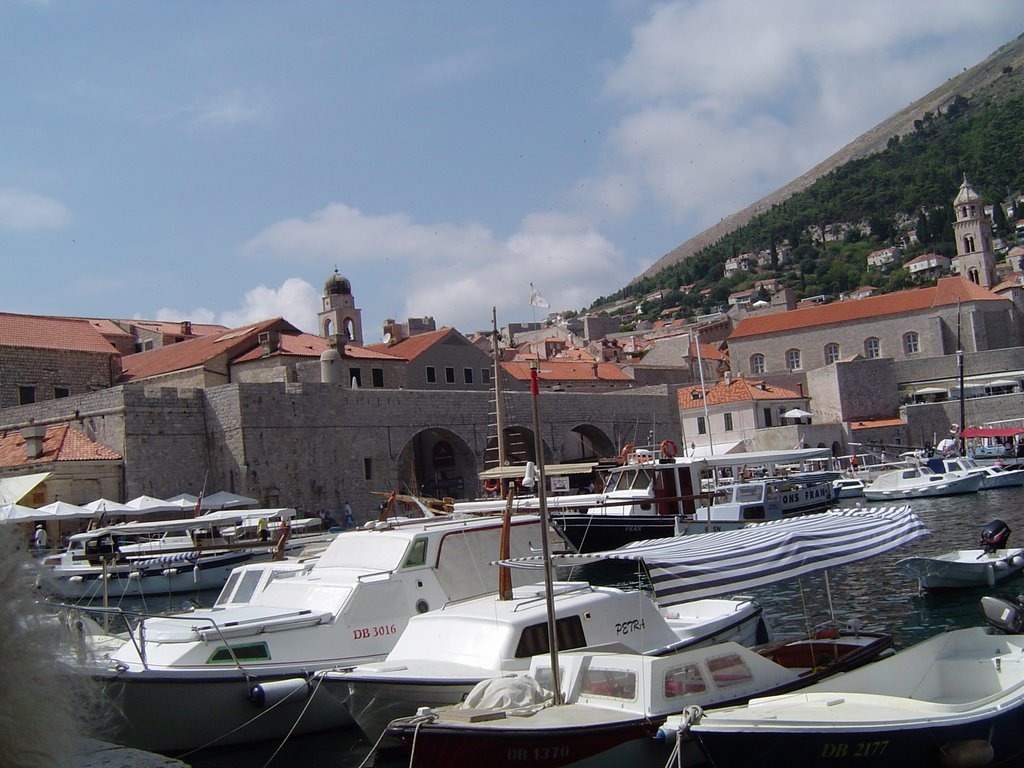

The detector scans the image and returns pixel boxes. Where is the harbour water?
[121,488,1024,767]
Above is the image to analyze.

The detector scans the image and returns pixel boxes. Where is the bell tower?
[952,174,996,289]
[318,268,363,345]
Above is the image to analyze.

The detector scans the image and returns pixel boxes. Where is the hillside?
[636,33,1024,283]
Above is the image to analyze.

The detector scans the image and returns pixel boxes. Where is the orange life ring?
[620,443,635,462]
[660,439,678,458]
[482,478,500,493]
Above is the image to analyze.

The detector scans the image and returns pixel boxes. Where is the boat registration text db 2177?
[820,740,889,759]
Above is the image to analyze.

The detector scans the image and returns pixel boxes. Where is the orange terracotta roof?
[731,277,1002,340]
[364,327,459,361]
[128,320,229,337]
[501,360,633,383]
[690,340,725,361]
[0,312,120,354]
[233,333,402,363]
[677,378,803,410]
[120,318,297,381]
[850,418,905,430]
[0,424,122,468]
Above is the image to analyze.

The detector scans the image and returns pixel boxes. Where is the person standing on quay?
[343,501,354,527]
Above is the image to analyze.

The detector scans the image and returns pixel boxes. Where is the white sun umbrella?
[783,408,813,419]
[124,495,182,515]
[200,491,259,511]
[166,492,200,504]
[82,498,135,516]
[0,503,44,523]
[34,500,95,520]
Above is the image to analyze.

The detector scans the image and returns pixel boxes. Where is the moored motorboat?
[76,513,550,752]
[862,465,982,500]
[831,476,865,499]
[380,626,894,768]
[931,456,1024,489]
[898,519,1024,590]
[686,594,1024,768]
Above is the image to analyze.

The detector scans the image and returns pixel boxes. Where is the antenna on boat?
[529,360,563,705]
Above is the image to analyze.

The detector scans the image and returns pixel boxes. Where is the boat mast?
[694,329,715,456]
[529,359,563,705]
[491,308,509,492]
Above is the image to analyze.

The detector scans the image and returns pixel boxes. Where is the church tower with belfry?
[318,267,363,346]
[951,174,997,289]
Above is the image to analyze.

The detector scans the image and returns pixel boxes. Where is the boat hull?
[95,669,353,752]
[551,513,678,553]
[898,548,1024,589]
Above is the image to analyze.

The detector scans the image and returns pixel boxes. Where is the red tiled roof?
[364,328,461,361]
[129,320,229,337]
[0,424,121,468]
[0,312,119,354]
[730,277,1002,340]
[677,378,803,410]
[501,360,633,383]
[233,333,402,363]
[120,318,297,381]
[850,418,905,430]
[690,340,725,361]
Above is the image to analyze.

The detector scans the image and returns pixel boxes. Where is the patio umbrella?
[34,501,95,520]
[783,408,813,419]
[0,503,44,523]
[82,498,135,516]
[201,491,259,511]
[124,495,182,514]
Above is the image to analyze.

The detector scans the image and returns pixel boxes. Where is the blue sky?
[3,1,1021,341]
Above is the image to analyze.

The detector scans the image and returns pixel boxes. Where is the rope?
[260,672,327,768]
[662,705,703,768]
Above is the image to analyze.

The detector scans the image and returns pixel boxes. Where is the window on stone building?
[723,412,734,431]
[53,386,70,399]
[349,368,362,387]
[785,349,801,371]
[864,337,880,358]
[482,368,491,384]
[445,367,456,384]
[903,332,920,355]
[824,343,840,365]
[751,354,765,375]
[371,368,384,387]
[763,407,773,427]
[426,366,437,384]
[697,416,706,435]
[17,385,35,405]
[363,458,373,480]
[464,367,474,384]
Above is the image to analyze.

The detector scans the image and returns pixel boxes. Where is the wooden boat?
[862,465,982,500]
[381,627,894,768]
[898,519,1024,590]
[686,594,1024,768]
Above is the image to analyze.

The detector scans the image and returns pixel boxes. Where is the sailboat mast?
[530,360,563,705]
[491,308,508,488]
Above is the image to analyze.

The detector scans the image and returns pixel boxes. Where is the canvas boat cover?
[499,505,927,607]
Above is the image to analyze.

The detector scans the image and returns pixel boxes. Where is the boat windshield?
[605,467,655,493]
[316,533,413,572]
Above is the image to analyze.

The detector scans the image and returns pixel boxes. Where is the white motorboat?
[380,626,894,768]
[454,445,835,551]
[930,455,1024,489]
[685,594,1024,768]
[831,477,865,499]
[862,465,982,500]
[80,513,549,752]
[330,582,767,742]
[898,519,1024,589]
[37,509,308,600]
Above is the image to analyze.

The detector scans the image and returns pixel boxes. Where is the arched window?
[963,234,976,253]
[785,348,801,371]
[864,337,880,358]
[751,354,765,375]
[824,343,840,365]
[903,331,920,355]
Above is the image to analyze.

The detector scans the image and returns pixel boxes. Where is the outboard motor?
[981,594,1024,634]
[980,520,1011,554]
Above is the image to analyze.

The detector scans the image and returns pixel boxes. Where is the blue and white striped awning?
[500,506,928,607]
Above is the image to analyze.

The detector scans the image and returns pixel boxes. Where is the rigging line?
[797,577,813,642]
[260,672,328,768]
[824,570,836,624]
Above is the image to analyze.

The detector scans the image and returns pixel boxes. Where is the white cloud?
[0,188,70,231]
[190,88,271,129]
[591,0,1022,229]
[152,278,319,333]
[245,204,627,332]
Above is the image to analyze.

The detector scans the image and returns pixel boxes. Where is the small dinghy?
[685,594,1024,768]
[898,519,1024,590]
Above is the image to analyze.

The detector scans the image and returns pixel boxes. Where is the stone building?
[951,175,997,289]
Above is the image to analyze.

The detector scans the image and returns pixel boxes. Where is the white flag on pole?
[529,282,550,308]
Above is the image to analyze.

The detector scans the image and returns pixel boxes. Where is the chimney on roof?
[258,331,280,355]
[180,321,193,336]
[21,425,47,460]
[724,371,732,385]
